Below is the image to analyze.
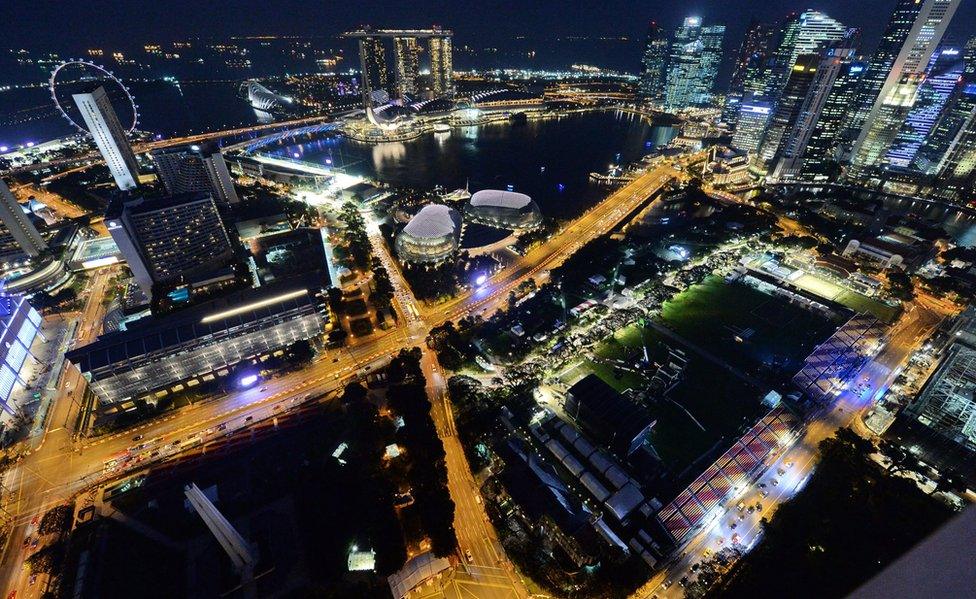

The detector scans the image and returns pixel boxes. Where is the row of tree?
[386,349,458,557]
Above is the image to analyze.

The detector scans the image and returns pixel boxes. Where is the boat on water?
[432,123,451,133]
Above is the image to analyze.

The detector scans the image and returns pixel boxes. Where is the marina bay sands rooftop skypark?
[342,28,454,39]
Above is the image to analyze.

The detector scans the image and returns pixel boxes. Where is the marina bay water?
[268,110,679,220]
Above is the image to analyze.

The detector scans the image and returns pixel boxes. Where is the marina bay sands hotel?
[344,27,454,107]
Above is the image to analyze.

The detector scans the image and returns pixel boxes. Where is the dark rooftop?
[566,374,655,454]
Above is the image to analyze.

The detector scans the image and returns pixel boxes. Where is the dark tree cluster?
[385,349,458,557]
[427,321,478,370]
[338,202,372,271]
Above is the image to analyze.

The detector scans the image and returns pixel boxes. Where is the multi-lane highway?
[0,159,685,597]
[420,352,528,599]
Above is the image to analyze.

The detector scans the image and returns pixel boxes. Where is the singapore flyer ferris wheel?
[49,60,139,135]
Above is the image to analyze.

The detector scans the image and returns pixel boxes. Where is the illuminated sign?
[200,289,308,323]
[81,256,120,269]
[742,105,771,115]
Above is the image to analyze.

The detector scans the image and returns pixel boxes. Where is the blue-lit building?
[914,38,976,180]
[732,99,773,153]
[0,294,42,422]
[886,46,965,169]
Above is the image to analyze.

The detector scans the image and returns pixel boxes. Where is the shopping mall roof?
[66,277,325,372]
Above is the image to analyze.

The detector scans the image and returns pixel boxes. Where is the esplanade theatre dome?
[394,204,462,264]
[466,189,542,231]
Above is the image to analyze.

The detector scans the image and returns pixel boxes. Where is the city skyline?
[3,1,975,74]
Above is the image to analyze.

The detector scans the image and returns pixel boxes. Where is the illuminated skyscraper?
[663,17,725,111]
[429,34,454,97]
[886,46,965,169]
[757,54,821,166]
[848,0,961,179]
[799,59,869,181]
[357,36,389,104]
[637,22,669,105]
[393,37,421,98]
[724,20,776,125]
[0,178,47,259]
[844,0,930,147]
[931,40,976,202]
[914,37,976,176]
[935,111,976,202]
[152,143,240,205]
[72,85,140,191]
[731,20,777,97]
[763,11,849,100]
[771,44,859,181]
[428,35,453,96]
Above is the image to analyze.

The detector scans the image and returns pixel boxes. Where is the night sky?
[2,0,974,67]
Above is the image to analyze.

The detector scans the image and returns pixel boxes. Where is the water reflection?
[370,142,407,170]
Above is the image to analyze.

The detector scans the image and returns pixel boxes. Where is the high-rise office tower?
[0,179,47,259]
[393,37,421,98]
[106,193,236,295]
[845,0,930,147]
[757,54,821,166]
[848,0,961,179]
[731,20,777,96]
[763,11,849,100]
[800,59,869,181]
[732,100,774,153]
[771,44,859,181]
[72,86,140,191]
[724,20,776,124]
[637,22,669,105]
[428,34,454,97]
[151,143,240,205]
[357,36,389,104]
[935,111,976,201]
[931,38,976,202]
[887,46,966,168]
[663,17,725,111]
[914,37,976,174]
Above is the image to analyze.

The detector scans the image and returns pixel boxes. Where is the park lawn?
[647,359,764,477]
[574,321,765,476]
[659,275,839,374]
[834,289,900,323]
